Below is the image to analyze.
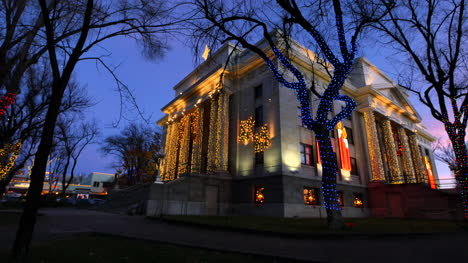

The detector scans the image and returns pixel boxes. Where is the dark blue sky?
[73,36,454,187]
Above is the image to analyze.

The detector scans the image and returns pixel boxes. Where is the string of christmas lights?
[0,141,22,181]
[191,107,203,173]
[0,93,16,117]
[220,93,230,171]
[363,111,385,181]
[207,94,219,173]
[382,119,403,184]
[398,128,416,183]
[238,117,271,153]
[239,117,255,145]
[408,134,428,184]
[254,125,271,153]
[178,113,192,174]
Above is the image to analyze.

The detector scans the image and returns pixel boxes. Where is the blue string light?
[261,45,357,211]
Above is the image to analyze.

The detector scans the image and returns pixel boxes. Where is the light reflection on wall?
[283,149,300,173]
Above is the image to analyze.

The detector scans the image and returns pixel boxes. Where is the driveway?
[1,208,467,262]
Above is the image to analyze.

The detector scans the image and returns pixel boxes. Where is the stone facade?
[148,41,439,218]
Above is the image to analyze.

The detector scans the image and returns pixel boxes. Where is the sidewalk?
[1,208,468,263]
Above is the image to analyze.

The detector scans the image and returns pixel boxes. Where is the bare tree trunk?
[11,79,67,262]
[316,128,344,231]
[448,132,468,220]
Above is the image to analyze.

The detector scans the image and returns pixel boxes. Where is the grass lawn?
[0,213,21,226]
[0,235,297,263]
[160,215,468,234]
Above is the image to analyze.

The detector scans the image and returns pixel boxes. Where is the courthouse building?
[147,40,453,219]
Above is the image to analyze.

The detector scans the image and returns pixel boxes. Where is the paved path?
[1,208,467,262]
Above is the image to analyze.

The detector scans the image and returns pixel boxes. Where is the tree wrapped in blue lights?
[194,0,387,229]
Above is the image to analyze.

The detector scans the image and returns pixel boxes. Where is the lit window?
[303,187,319,205]
[353,193,364,208]
[300,144,314,166]
[254,186,264,205]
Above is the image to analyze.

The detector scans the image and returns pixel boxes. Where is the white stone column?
[215,91,229,172]
[409,134,428,183]
[191,106,204,173]
[363,111,385,181]
[178,114,191,175]
[165,122,179,181]
[398,128,416,183]
[207,94,218,173]
[382,119,403,183]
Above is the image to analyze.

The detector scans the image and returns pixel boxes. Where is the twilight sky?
[73,35,456,188]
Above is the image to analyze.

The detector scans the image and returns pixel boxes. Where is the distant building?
[5,171,114,199]
[147,39,459,219]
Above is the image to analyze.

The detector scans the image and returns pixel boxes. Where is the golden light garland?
[408,134,428,183]
[398,128,416,183]
[254,125,271,153]
[166,122,180,181]
[214,93,224,170]
[303,188,317,206]
[255,186,264,205]
[178,113,191,175]
[238,116,271,153]
[219,93,230,171]
[207,94,218,172]
[0,141,22,181]
[239,117,255,145]
[363,111,385,181]
[191,107,203,173]
[353,196,364,208]
[382,119,403,184]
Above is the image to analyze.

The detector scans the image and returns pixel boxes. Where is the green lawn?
[0,235,298,263]
[159,215,468,234]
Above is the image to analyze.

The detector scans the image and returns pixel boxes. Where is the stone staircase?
[96,183,152,214]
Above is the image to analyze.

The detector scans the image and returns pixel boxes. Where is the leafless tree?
[190,0,387,230]
[11,1,181,260]
[55,117,99,196]
[0,62,91,196]
[101,123,162,185]
[372,0,467,219]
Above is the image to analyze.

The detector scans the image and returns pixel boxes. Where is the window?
[304,187,319,205]
[346,127,354,144]
[254,85,263,98]
[353,193,364,208]
[93,182,100,187]
[337,191,344,207]
[255,151,264,164]
[351,157,358,175]
[254,186,265,205]
[254,106,263,126]
[300,143,314,166]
